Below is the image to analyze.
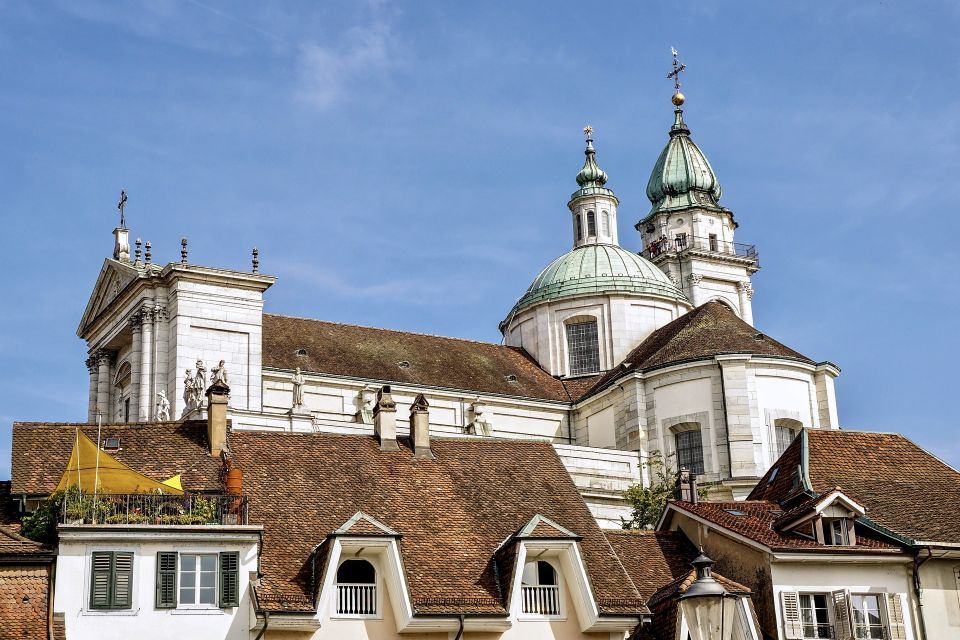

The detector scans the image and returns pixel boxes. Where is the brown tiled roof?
[228,431,645,615]
[604,530,698,602]
[646,568,751,608]
[583,302,814,399]
[0,567,51,640]
[669,500,901,553]
[262,314,572,402]
[11,421,222,495]
[751,429,960,545]
[0,525,50,557]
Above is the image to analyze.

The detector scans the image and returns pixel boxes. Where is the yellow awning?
[56,431,184,495]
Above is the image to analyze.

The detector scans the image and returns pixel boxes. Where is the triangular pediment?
[517,514,578,539]
[332,511,399,537]
[78,259,141,337]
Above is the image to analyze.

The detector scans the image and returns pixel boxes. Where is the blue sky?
[1,1,959,478]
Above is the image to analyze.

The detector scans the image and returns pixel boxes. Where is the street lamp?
[679,550,739,640]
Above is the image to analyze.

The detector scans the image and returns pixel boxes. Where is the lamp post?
[679,550,739,640]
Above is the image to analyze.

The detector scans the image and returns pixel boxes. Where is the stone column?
[95,350,112,419]
[715,355,761,481]
[128,313,143,422]
[138,306,154,421]
[86,356,98,423]
[152,302,169,419]
[686,273,703,307]
[737,281,754,325]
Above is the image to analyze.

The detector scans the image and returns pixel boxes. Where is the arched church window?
[336,559,377,616]
[601,211,609,236]
[575,215,583,241]
[675,428,704,476]
[773,418,802,459]
[565,320,599,376]
[521,560,560,615]
[587,211,596,236]
[114,361,132,422]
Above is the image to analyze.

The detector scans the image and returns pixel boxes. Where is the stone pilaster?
[715,355,761,480]
[86,356,98,423]
[737,281,754,325]
[814,363,841,429]
[95,349,113,419]
[152,302,169,419]
[686,273,703,307]
[128,313,143,422]
[138,305,154,421]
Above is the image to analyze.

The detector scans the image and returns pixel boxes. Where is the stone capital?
[94,349,114,365]
[686,273,703,285]
[85,356,98,373]
[129,313,143,331]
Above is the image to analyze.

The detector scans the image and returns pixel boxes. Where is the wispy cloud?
[296,12,399,109]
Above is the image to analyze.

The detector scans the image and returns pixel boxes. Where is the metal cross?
[667,47,686,93]
[117,190,128,228]
[583,125,593,139]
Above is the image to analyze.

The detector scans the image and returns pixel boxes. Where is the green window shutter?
[219,552,240,608]
[112,553,134,609]
[156,552,178,609]
[90,552,113,609]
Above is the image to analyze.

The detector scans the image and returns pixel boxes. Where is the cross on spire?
[117,190,128,228]
[667,47,686,94]
[583,125,593,139]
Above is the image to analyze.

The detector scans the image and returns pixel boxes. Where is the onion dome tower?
[636,50,760,324]
[500,128,691,378]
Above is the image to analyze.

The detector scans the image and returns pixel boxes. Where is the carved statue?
[357,386,376,424]
[212,360,228,387]
[470,398,493,436]
[195,359,206,392]
[292,367,305,408]
[183,369,195,409]
[155,390,170,422]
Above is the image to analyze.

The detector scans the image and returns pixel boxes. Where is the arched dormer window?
[520,560,560,616]
[575,215,583,241]
[586,211,596,237]
[335,559,377,616]
[565,319,600,376]
[601,211,609,236]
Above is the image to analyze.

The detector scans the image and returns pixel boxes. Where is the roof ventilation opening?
[504,374,518,383]
[398,361,411,369]
[295,348,308,357]
[753,332,765,341]
[101,437,121,452]
[723,509,746,517]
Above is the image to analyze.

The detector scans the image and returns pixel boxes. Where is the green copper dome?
[505,244,688,318]
[570,131,618,204]
[645,109,723,215]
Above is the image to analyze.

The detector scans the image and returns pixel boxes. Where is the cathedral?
[76,85,839,520]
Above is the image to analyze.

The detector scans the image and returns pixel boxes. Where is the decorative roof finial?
[117,190,128,228]
[667,47,687,106]
[583,124,593,139]
[144,241,152,264]
[252,247,259,274]
[134,238,142,264]
[180,238,188,265]
[575,125,608,188]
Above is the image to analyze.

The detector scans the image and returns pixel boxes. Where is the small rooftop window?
[101,437,121,452]
[767,467,780,485]
[295,348,308,357]
[398,361,410,369]
[723,509,746,517]
[504,374,518,382]
[753,332,765,341]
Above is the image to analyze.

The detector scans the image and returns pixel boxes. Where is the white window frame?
[850,592,887,639]
[797,592,834,639]
[518,558,564,620]
[332,558,382,620]
[177,552,219,610]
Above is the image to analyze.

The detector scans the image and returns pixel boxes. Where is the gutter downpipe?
[912,547,933,640]
[453,614,465,640]
[254,611,270,640]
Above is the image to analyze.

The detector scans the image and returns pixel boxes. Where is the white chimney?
[409,394,434,459]
[374,386,398,451]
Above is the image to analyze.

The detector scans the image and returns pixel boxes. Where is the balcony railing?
[60,492,248,526]
[337,584,377,616]
[640,235,759,266]
[521,585,560,616]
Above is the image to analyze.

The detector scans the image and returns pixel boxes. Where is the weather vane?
[667,47,686,106]
[117,190,128,228]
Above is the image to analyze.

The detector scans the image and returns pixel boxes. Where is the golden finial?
[583,125,593,138]
[667,47,686,106]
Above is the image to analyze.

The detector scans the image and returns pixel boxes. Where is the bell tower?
[568,126,620,248]
[636,50,759,323]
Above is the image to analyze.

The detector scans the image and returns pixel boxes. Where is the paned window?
[823,518,850,546]
[587,211,596,236]
[575,215,583,241]
[775,425,797,458]
[601,211,610,236]
[799,593,833,638]
[180,554,217,606]
[675,429,704,475]
[565,321,600,376]
[90,551,133,610]
[851,594,884,639]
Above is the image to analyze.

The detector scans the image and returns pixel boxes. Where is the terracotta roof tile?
[670,500,900,552]
[0,525,50,557]
[604,530,698,602]
[229,432,644,615]
[583,302,814,399]
[751,429,960,545]
[0,567,51,640]
[262,314,571,402]
[11,421,222,495]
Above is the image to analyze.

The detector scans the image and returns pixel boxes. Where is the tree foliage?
[20,489,69,544]
[620,451,704,530]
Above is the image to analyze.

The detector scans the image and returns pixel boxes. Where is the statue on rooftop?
[212,359,228,387]
[292,367,305,408]
[183,369,195,410]
[155,390,170,421]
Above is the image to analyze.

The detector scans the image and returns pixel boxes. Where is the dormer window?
[335,559,377,617]
[520,560,560,616]
[823,518,850,546]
